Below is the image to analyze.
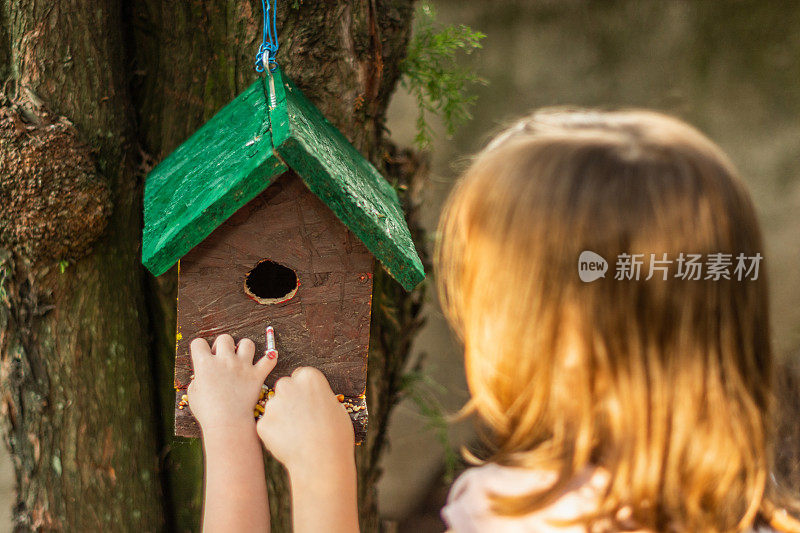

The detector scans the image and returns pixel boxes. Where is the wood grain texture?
[269,68,425,291]
[175,172,373,442]
[142,79,288,276]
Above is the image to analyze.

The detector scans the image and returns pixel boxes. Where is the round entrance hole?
[244,260,299,304]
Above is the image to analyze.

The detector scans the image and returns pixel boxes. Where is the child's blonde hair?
[436,108,799,532]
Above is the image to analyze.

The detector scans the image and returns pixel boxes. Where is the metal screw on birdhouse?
[266,325,278,359]
[267,68,277,109]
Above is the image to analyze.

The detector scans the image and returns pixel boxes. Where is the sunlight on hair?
[436,108,800,532]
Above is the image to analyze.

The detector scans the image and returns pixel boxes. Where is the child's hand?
[187,334,277,434]
[256,367,354,474]
[258,367,360,533]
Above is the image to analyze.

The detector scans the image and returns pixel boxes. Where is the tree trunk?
[0,1,422,531]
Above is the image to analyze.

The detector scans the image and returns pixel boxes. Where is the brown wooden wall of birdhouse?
[174,171,373,441]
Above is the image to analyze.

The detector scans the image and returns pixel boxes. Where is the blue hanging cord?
[255,0,279,72]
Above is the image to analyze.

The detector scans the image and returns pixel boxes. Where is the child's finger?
[236,338,255,360]
[254,349,278,380]
[211,334,235,357]
[190,338,211,368]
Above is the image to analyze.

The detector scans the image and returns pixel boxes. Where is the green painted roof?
[142,69,424,291]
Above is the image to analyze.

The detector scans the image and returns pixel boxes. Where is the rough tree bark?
[0,1,164,531]
[0,1,425,531]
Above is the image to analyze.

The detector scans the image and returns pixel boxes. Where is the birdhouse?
[141,68,425,443]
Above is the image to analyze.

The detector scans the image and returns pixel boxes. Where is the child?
[186,334,358,533]
[188,108,800,532]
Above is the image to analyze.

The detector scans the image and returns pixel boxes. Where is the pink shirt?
[441,463,773,532]
[442,464,610,533]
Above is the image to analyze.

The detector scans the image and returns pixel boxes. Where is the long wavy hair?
[436,108,800,532]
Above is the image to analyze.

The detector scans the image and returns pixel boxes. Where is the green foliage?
[401,2,486,150]
[401,367,460,482]
[58,260,69,274]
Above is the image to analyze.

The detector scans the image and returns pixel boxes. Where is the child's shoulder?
[442,463,608,533]
[442,463,780,533]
